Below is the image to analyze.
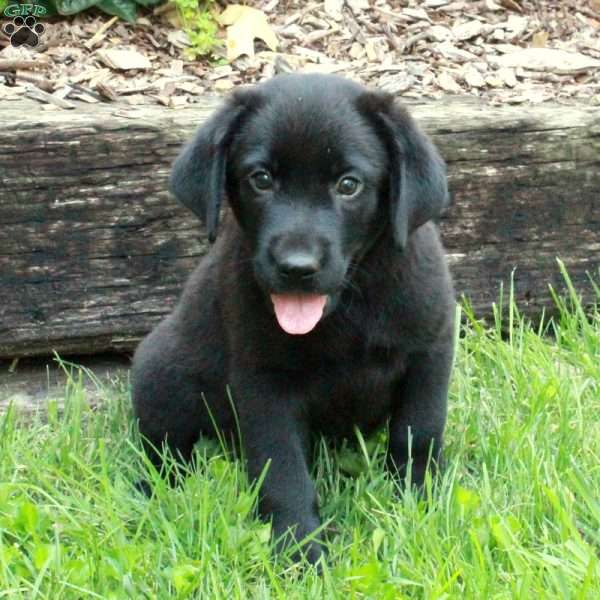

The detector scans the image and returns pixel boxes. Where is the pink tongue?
[270,294,327,335]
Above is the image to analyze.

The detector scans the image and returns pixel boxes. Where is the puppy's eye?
[250,170,273,191]
[336,176,361,196]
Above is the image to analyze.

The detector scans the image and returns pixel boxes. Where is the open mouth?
[270,293,328,335]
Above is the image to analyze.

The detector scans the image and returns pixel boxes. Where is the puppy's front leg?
[232,374,323,565]
[388,346,454,488]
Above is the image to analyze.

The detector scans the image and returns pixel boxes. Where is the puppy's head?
[170,74,449,335]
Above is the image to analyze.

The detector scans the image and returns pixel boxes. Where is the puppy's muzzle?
[274,250,321,281]
[269,238,325,287]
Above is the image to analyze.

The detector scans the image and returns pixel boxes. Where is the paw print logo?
[2,16,45,48]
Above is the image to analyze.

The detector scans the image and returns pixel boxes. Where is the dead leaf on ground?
[532,31,549,48]
[219,5,278,61]
[96,49,151,71]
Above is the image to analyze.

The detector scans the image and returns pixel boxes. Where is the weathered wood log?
[1,97,598,358]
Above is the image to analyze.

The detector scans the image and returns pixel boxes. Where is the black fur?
[132,73,455,566]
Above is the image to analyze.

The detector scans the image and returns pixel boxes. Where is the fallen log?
[1,97,598,358]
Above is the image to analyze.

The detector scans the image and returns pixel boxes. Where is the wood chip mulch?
[1,0,600,112]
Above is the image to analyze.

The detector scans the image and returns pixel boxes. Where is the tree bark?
[1,97,598,357]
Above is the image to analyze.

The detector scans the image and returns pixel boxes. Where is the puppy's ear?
[357,92,449,250]
[169,89,260,242]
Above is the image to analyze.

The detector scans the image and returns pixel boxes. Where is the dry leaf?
[219,5,279,62]
[532,31,548,48]
[96,49,151,71]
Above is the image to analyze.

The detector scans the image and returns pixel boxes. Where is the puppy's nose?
[276,251,321,279]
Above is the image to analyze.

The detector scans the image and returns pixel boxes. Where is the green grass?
[1,270,599,598]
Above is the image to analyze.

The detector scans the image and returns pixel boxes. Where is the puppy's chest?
[307,343,407,438]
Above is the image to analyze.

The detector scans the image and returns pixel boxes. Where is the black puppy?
[131,73,455,565]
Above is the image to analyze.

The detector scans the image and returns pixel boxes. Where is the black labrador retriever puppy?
[131,73,455,565]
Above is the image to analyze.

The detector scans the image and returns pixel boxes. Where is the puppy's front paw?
[298,540,326,570]
[277,534,326,569]
[386,453,442,493]
[133,479,153,498]
[272,516,326,567]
